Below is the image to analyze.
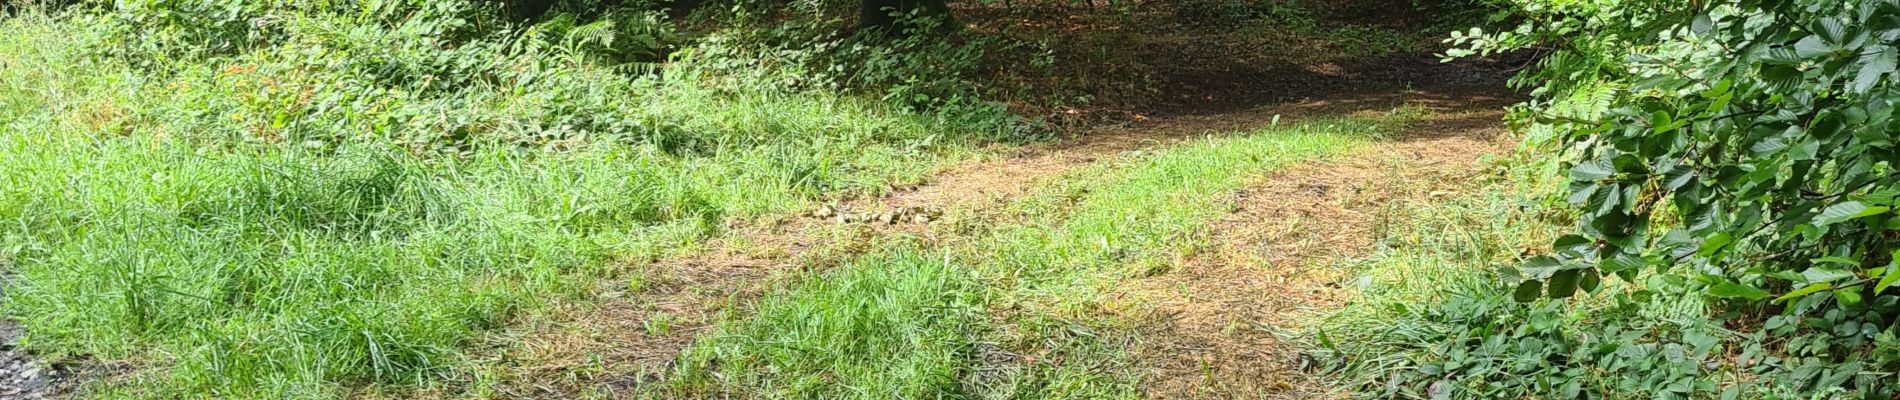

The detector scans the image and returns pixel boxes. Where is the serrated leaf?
[1523,255,1563,279]
[1591,182,1623,215]
[1554,234,1592,249]
[1818,17,1849,44]
[1496,265,1523,282]
[1664,165,1697,190]
[1568,182,1598,205]
[1750,134,1789,155]
[1853,47,1896,94]
[1570,159,1616,181]
[1794,35,1832,58]
[1709,282,1770,300]
[1761,64,1804,91]
[1601,251,1647,274]
[1760,46,1801,64]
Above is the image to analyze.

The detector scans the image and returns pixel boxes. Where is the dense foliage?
[1407,0,1900,397]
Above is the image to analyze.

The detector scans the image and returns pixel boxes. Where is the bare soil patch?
[1125,94,1513,399]
[0,321,57,400]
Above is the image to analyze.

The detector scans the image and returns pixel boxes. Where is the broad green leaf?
[1811,256,1860,266]
[1817,17,1849,44]
[1749,134,1789,155]
[1854,47,1897,94]
[1554,234,1593,251]
[1549,269,1581,298]
[1578,269,1602,293]
[1664,165,1696,190]
[1789,138,1820,161]
[1692,14,1713,36]
[1709,281,1770,300]
[1570,159,1615,181]
[1776,282,1833,302]
[1697,232,1733,257]
[1601,251,1646,274]
[1793,35,1831,58]
[1523,255,1564,279]
[1591,183,1623,215]
[1760,64,1804,91]
[1514,280,1543,303]
[1879,250,1900,295]
[1814,201,1888,226]
[1460,0,1900,341]
[1705,91,1734,115]
[1834,289,1863,306]
[1800,267,1856,283]
[1568,182,1599,205]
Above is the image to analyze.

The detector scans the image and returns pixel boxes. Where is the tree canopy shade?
[859,0,952,31]
[477,0,949,32]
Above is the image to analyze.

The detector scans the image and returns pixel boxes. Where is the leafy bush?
[1427,0,1900,397]
[1310,153,1900,399]
[682,6,1016,116]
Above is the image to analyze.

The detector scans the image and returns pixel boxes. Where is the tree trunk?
[858,0,951,32]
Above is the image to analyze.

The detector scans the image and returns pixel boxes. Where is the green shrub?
[1306,157,1900,399]
[1420,0,1900,397]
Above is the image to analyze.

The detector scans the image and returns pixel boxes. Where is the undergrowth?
[1317,0,1900,398]
[1313,147,1900,399]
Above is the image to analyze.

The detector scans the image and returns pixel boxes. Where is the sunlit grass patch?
[670,246,983,398]
[0,9,1002,397]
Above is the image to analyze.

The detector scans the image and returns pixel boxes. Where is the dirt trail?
[1125,93,1514,399]
[485,96,1355,398]
[0,321,56,399]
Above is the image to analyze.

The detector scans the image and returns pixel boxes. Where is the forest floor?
[481,59,1518,400]
[0,1,1527,398]
[426,1,1524,398]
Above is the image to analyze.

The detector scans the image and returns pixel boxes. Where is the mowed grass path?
[657,111,1417,398]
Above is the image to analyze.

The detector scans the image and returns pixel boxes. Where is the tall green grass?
[0,8,998,398]
[666,112,1415,398]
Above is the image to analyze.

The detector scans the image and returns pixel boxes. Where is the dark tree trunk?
[858,0,952,32]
